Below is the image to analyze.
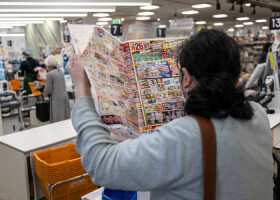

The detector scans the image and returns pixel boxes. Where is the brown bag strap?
[191,115,217,200]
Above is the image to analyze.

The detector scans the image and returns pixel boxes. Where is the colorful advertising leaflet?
[68,24,186,140]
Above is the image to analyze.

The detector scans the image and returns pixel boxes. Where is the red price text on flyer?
[130,42,150,52]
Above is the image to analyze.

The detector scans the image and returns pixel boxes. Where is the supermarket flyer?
[68,25,186,140]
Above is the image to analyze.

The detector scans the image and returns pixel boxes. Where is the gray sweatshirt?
[72,97,273,200]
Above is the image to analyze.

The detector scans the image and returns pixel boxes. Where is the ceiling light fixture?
[159,25,166,28]
[0,25,13,28]
[243,22,254,25]
[138,11,154,16]
[136,16,151,20]
[262,26,269,30]
[228,28,235,32]
[93,13,110,17]
[256,19,267,23]
[0,18,63,21]
[0,9,115,13]
[245,3,251,7]
[0,21,44,24]
[97,17,112,21]
[182,10,199,15]
[240,4,244,13]
[0,2,151,6]
[157,18,160,21]
[216,0,221,10]
[96,21,108,25]
[230,3,234,11]
[234,24,244,28]
[192,4,212,9]
[0,33,25,37]
[213,14,228,18]
[252,7,256,15]
[139,5,160,10]
[195,21,206,25]
[213,22,224,26]
[0,13,87,17]
[236,17,249,21]
[121,18,125,21]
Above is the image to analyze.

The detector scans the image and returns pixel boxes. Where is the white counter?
[0,119,76,153]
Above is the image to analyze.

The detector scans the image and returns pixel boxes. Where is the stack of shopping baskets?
[34,143,98,200]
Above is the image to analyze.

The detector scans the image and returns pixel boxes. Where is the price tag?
[156,28,166,38]
[270,17,280,30]
[111,24,123,36]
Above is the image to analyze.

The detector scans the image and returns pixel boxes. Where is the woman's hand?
[67,54,91,100]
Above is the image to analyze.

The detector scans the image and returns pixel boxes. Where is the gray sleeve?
[72,97,188,191]
[44,73,52,95]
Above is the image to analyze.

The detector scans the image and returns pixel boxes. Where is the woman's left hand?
[67,53,91,100]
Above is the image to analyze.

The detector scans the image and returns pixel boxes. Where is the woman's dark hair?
[178,29,253,120]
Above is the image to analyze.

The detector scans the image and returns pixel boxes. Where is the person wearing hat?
[20,48,39,94]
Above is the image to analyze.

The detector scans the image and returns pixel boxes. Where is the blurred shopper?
[67,29,272,200]
[20,48,39,94]
[44,55,70,123]
[258,43,271,64]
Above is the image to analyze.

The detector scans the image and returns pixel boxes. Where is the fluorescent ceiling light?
[243,22,254,25]
[121,18,124,21]
[228,28,234,32]
[0,23,26,26]
[0,1,151,6]
[262,26,269,30]
[195,21,206,25]
[136,16,151,20]
[96,21,108,25]
[213,22,224,26]
[256,19,267,23]
[0,18,63,21]
[235,24,244,28]
[0,9,115,12]
[0,21,43,24]
[93,13,110,17]
[138,12,154,16]
[0,14,87,17]
[236,17,249,21]
[98,17,112,21]
[192,4,212,9]
[182,10,199,15]
[0,33,25,37]
[159,25,166,28]
[140,5,160,10]
[60,19,67,23]
[245,3,251,6]
[0,25,13,28]
[213,14,228,18]
[157,18,160,21]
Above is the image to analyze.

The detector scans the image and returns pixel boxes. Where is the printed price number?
[111,24,123,36]
[270,17,280,30]
[131,42,150,51]
[157,28,166,38]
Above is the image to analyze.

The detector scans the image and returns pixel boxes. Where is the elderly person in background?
[44,55,70,123]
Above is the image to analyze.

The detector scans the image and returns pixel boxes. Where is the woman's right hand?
[66,54,91,100]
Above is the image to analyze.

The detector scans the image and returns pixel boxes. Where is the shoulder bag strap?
[190,115,217,200]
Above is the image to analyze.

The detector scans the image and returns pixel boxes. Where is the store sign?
[170,18,194,29]
[156,28,166,37]
[111,24,122,36]
[270,17,280,30]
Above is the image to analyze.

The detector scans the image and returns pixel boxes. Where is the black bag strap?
[190,115,217,200]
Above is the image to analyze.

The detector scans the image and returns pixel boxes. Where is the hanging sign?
[111,24,122,36]
[169,18,194,29]
[156,28,166,37]
[270,17,280,30]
